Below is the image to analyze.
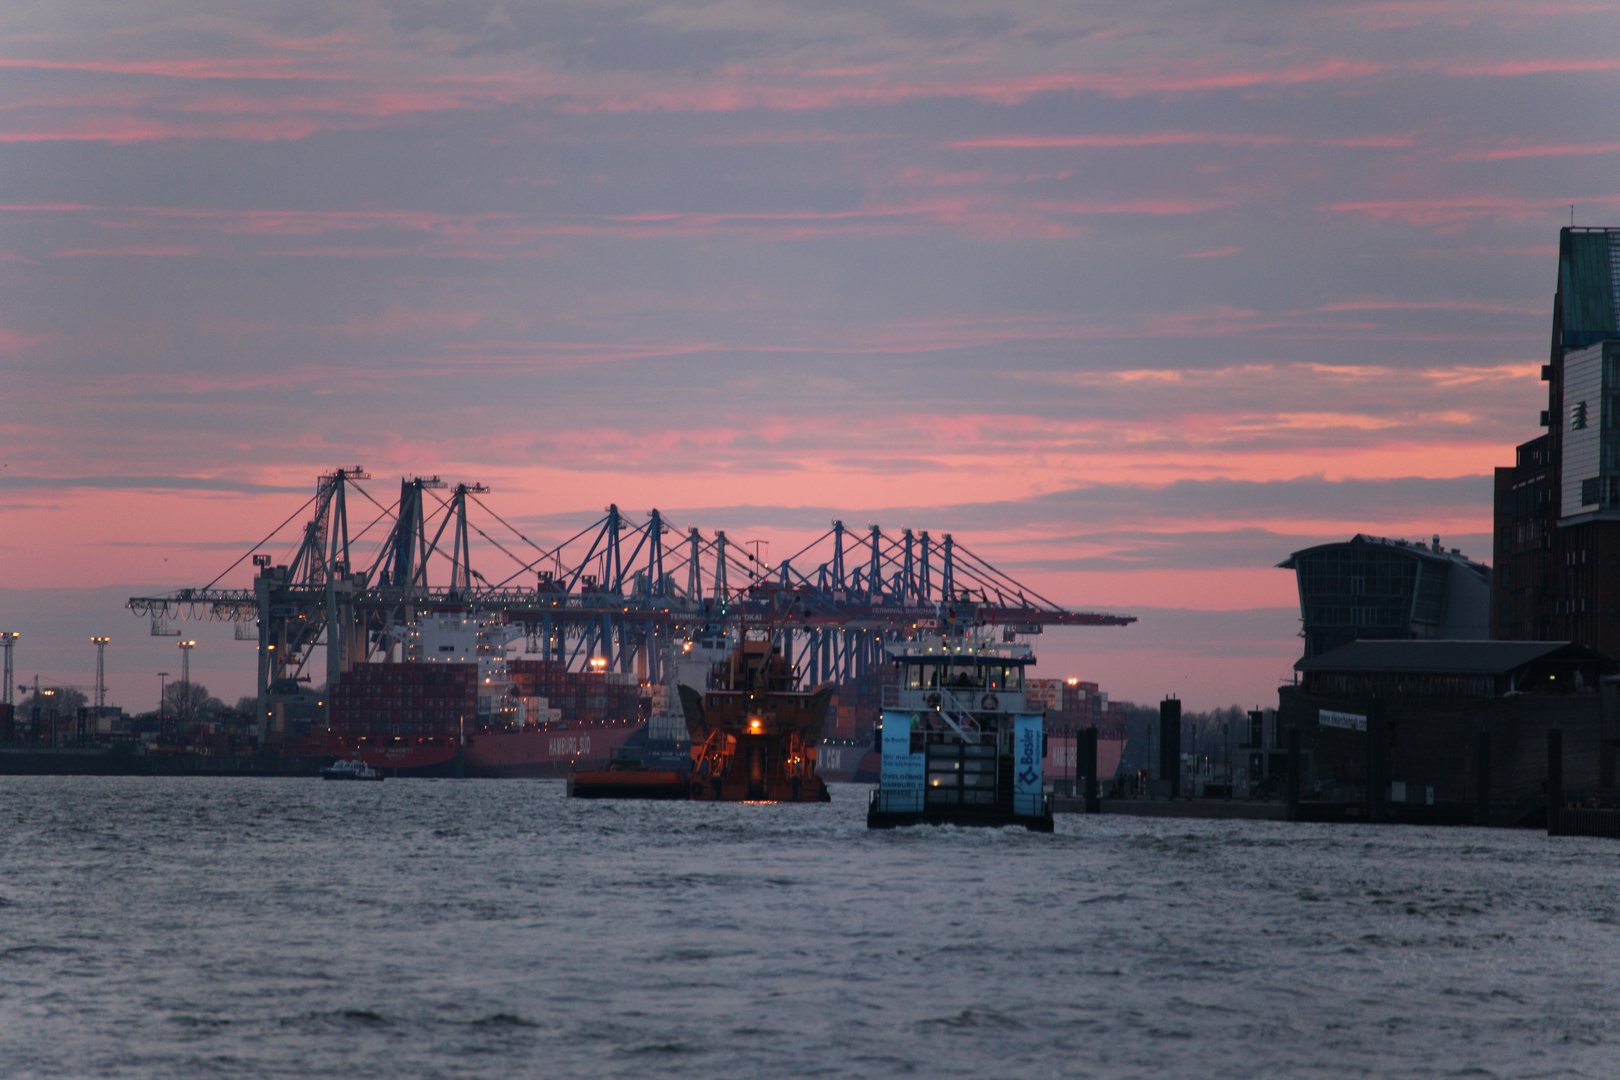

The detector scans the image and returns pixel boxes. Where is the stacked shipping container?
[825,665,899,740]
[329,662,478,738]
[507,659,649,726]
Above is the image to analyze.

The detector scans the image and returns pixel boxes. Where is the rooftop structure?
[1278,534,1490,659]
[1294,639,1613,697]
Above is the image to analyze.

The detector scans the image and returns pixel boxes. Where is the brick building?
[1494,228,1620,655]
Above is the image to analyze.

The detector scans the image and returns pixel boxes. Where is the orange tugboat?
[678,632,834,802]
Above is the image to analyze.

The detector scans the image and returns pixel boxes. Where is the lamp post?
[178,640,195,727]
[41,687,56,748]
[91,637,110,737]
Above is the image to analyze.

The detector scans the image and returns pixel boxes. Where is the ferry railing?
[882,684,1028,714]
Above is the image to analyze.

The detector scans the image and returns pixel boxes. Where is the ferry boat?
[866,633,1053,831]
[820,730,1124,791]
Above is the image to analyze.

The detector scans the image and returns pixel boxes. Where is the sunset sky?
[4,0,1619,710]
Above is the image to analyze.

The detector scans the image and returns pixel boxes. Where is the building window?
[1583,477,1601,506]
[1500,601,1512,626]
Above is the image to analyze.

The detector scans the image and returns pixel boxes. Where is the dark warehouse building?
[1277,640,1618,825]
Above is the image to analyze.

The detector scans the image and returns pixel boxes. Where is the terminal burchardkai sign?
[1319,709,1367,732]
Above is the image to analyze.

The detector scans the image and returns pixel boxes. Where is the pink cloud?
[0,328,52,354]
[1321,194,1620,226]
[1441,56,1620,76]
[1026,197,1233,215]
[948,132,1297,149]
[1312,299,1544,314]
[0,55,340,81]
[54,245,203,257]
[334,307,491,337]
[1451,142,1620,161]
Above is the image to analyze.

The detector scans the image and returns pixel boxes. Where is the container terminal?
[0,476,1136,796]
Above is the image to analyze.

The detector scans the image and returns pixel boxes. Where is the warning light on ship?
[1067,678,1079,686]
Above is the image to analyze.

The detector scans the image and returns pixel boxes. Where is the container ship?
[328,610,655,777]
[329,661,651,777]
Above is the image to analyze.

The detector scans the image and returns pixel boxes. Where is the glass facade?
[1283,537,1477,659]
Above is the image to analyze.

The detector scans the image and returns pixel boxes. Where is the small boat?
[320,758,384,781]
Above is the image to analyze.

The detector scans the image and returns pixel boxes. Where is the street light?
[178,640,195,726]
[39,687,56,747]
[91,636,110,719]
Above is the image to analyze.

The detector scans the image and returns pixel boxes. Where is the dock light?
[749,718,762,733]
[1067,678,1079,686]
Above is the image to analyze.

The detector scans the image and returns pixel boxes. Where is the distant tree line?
[16,683,250,721]
[1116,701,1256,775]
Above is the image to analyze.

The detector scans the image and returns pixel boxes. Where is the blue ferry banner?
[879,710,924,813]
[1013,714,1044,816]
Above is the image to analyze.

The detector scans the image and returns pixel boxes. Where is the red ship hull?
[333,737,461,777]
[464,721,643,778]
[331,720,646,778]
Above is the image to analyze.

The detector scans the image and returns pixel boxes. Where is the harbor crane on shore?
[128,468,1135,743]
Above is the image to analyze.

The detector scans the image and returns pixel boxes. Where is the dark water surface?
[2,777,1617,1079]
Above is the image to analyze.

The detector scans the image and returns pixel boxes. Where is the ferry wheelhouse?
[867,633,1053,831]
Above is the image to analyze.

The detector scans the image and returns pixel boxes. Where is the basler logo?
[1018,727,1039,786]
